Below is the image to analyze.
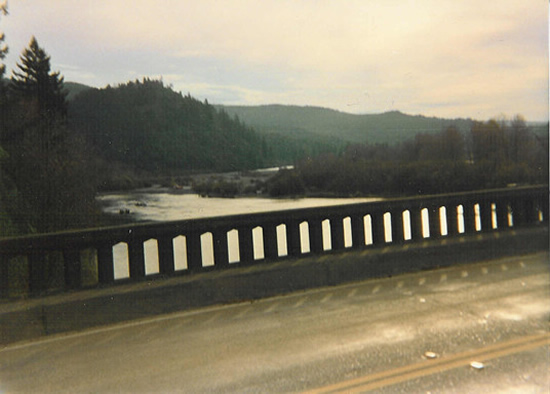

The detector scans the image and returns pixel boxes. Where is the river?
[97,186,380,222]
[97,187,381,279]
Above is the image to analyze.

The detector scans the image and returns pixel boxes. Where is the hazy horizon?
[3,1,548,122]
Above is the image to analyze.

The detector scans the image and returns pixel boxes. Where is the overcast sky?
[2,0,548,121]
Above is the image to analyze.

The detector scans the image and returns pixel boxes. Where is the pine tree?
[3,37,98,233]
[10,36,67,118]
[0,1,7,80]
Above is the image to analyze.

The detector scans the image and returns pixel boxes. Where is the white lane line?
[372,285,381,294]
[418,278,426,286]
[439,274,447,283]
[501,264,509,271]
[481,267,489,275]
[461,270,469,278]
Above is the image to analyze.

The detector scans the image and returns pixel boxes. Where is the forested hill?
[69,80,270,172]
[215,104,474,145]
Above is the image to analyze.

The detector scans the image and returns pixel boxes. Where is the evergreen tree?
[0,1,7,80]
[2,38,98,233]
[10,36,67,118]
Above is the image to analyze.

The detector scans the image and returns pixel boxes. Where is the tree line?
[267,119,549,197]
[0,35,100,235]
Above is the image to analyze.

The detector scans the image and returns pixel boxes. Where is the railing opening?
[474,204,481,231]
[439,206,448,236]
[201,232,214,267]
[277,224,287,257]
[364,214,373,245]
[491,204,498,230]
[252,226,264,260]
[144,238,160,275]
[384,212,392,243]
[457,205,465,233]
[113,242,129,280]
[402,210,411,240]
[343,217,352,248]
[421,208,430,238]
[322,219,331,250]
[173,235,187,271]
[300,222,310,254]
[227,229,240,263]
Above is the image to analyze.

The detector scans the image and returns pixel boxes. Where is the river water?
[97,187,380,279]
[97,187,379,222]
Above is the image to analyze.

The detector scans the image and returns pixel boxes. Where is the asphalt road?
[0,251,548,393]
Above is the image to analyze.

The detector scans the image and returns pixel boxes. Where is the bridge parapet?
[1,186,548,298]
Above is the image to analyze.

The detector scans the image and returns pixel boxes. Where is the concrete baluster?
[0,255,9,298]
[350,214,366,249]
[541,193,549,224]
[63,249,82,289]
[29,252,46,296]
[510,197,527,228]
[158,236,175,275]
[495,200,510,230]
[238,226,254,263]
[263,224,279,260]
[308,219,324,254]
[446,205,459,236]
[410,208,424,241]
[211,229,229,267]
[128,239,146,279]
[186,233,203,271]
[479,201,493,232]
[286,220,302,256]
[462,202,477,234]
[370,211,386,246]
[97,244,115,283]
[427,206,441,239]
[390,211,405,244]
[523,198,538,225]
[330,216,345,251]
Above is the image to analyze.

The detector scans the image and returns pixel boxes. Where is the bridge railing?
[0,186,547,298]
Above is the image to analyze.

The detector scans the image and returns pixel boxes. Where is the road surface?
[0,251,548,393]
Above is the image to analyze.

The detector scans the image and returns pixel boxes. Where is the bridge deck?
[1,250,548,392]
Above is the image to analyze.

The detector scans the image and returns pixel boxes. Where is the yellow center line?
[303,332,550,394]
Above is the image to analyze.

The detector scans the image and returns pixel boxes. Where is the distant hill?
[64,81,94,100]
[68,79,271,172]
[215,104,474,145]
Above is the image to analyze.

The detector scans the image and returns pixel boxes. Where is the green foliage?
[192,177,242,198]
[217,105,474,146]
[0,38,100,235]
[69,79,270,173]
[268,118,548,197]
[64,81,93,101]
[10,37,67,117]
[267,169,305,197]
[0,1,7,79]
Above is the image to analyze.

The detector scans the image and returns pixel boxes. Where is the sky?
[2,0,548,121]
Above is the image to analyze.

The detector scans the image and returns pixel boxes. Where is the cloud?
[2,0,547,120]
